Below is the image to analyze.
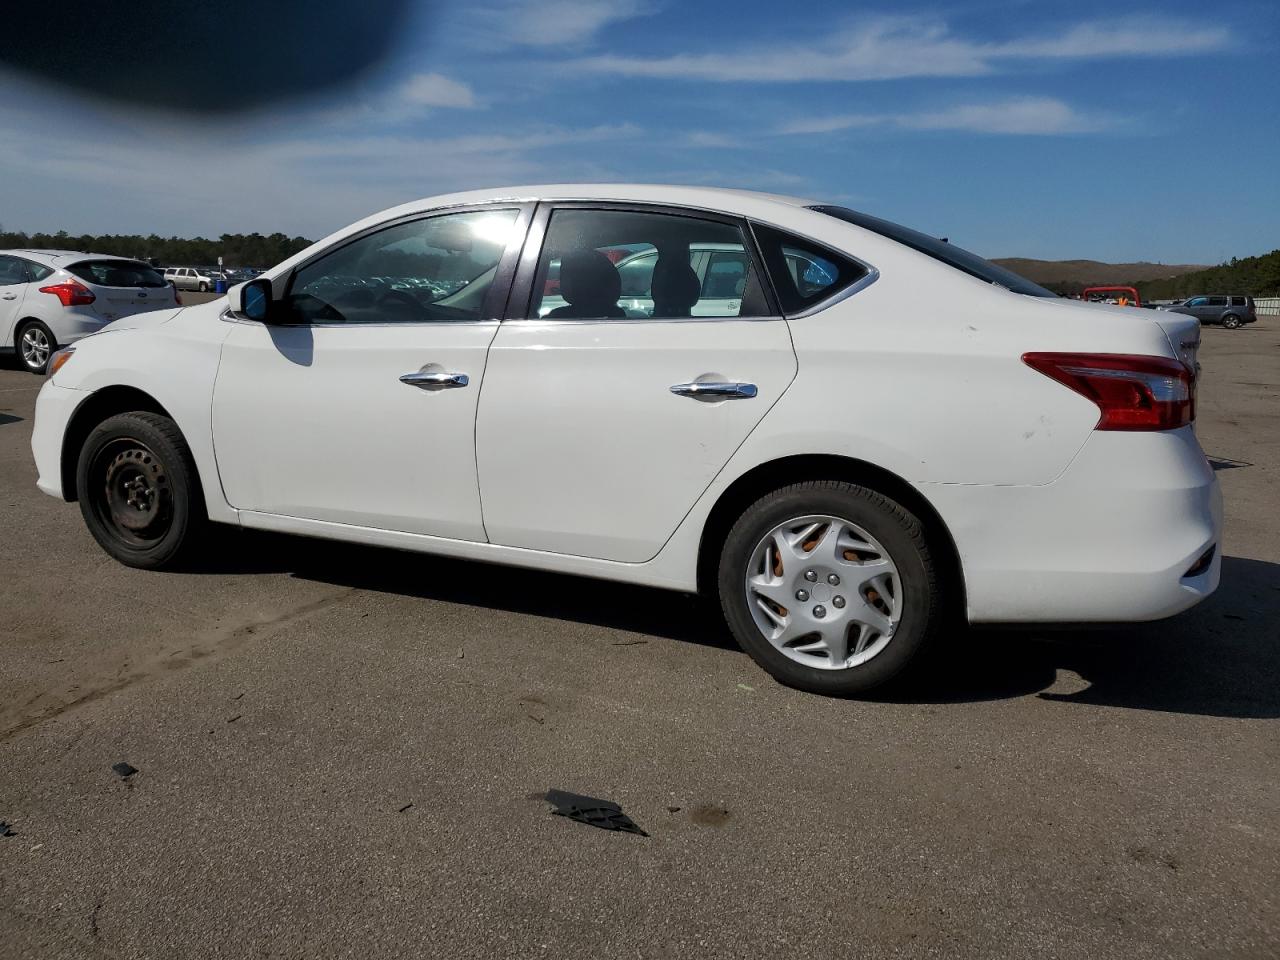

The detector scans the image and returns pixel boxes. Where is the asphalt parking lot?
[2,316,1277,959]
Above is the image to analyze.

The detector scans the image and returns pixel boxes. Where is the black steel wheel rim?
[91,437,173,546]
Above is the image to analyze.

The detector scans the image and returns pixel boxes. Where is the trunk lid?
[1152,311,1201,371]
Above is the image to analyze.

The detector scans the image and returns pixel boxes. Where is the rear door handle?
[400,370,470,390]
[670,380,758,400]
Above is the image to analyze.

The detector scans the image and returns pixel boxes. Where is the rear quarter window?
[751,222,869,315]
[68,260,168,288]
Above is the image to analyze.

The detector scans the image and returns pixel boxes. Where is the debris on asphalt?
[545,789,648,837]
[611,639,648,646]
[226,714,242,723]
[231,692,245,701]
[111,762,138,778]
[457,649,465,659]
[666,805,682,814]
[397,802,413,813]
[0,821,15,837]
[736,683,755,692]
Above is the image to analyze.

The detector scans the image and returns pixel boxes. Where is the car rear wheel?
[76,412,207,569]
[1221,314,1241,329]
[17,320,55,374]
[718,480,940,695]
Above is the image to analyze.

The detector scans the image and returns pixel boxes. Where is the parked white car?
[30,185,1221,694]
[1,250,180,373]
[163,266,226,292]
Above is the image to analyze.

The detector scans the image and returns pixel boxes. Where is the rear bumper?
[49,310,113,345]
[31,379,87,500]
[923,427,1222,623]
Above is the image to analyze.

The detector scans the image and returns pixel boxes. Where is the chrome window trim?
[498,314,787,326]
[785,266,880,319]
[219,309,502,329]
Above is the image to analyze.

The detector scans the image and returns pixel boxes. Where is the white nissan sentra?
[30,185,1221,694]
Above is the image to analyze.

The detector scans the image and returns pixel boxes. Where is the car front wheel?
[198,282,209,292]
[76,412,207,569]
[718,480,940,695]
[17,320,55,374]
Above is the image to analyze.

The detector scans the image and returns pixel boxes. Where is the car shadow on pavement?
[199,535,1280,718]
[888,556,1279,718]
[0,413,24,426]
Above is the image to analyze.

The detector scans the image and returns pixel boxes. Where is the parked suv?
[1161,295,1257,329]
[1,250,179,373]
[164,266,226,292]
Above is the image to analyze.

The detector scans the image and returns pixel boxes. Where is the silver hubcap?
[745,515,902,671]
[21,328,50,368]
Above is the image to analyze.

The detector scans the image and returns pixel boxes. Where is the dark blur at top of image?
[0,0,418,113]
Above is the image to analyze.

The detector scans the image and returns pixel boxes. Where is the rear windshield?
[809,205,1057,298]
[68,260,168,288]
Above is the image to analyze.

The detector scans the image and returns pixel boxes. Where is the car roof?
[0,249,142,266]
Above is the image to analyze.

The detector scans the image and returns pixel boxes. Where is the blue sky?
[0,0,1276,262]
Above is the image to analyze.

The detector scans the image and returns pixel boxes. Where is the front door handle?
[1,292,16,300]
[400,370,470,390]
[670,380,758,401]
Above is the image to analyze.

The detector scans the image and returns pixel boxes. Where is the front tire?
[198,282,209,293]
[17,320,55,374]
[76,412,207,569]
[718,481,940,695]
[1221,314,1242,329]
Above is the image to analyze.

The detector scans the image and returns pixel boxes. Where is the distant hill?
[991,258,1208,286]
[1134,250,1280,300]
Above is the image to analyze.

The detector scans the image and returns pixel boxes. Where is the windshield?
[809,205,1057,298]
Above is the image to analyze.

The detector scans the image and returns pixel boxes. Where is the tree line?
[1135,250,1280,300]
[0,228,313,269]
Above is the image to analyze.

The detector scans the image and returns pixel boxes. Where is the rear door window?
[1207,296,1228,306]
[751,223,868,315]
[68,260,168,288]
[527,207,771,320]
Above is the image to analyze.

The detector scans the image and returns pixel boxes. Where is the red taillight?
[1022,352,1195,431]
[38,280,95,307]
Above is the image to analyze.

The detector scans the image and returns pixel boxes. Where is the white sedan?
[30,185,1221,695]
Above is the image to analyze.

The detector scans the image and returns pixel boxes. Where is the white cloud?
[571,14,1231,83]
[778,98,1109,136]
[473,0,651,48]
[399,72,477,109]
[995,16,1231,59]
[901,97,1108,135]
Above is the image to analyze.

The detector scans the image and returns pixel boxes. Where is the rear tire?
[717,480,940,695]
[16,320,55,374]
[76,412,207,569]
[1221,314,1241,329]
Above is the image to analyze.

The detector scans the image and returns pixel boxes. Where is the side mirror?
[228,277,272,322]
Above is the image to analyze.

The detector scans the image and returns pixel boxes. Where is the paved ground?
[1,317,1277,959]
